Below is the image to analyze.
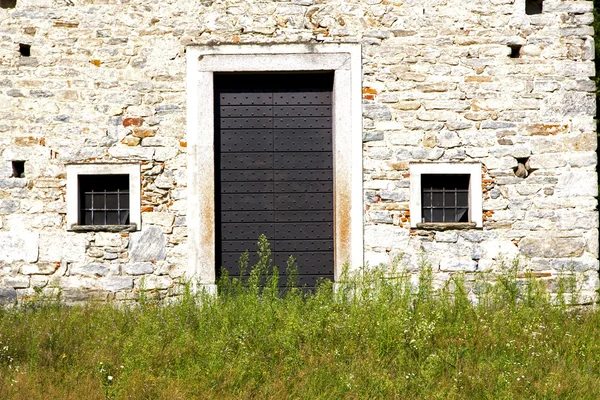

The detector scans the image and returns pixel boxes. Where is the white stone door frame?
[186,43,363,290]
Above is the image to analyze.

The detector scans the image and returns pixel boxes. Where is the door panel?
[215,73,334,290]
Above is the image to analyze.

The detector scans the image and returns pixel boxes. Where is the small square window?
[526,0,543,15]
[0,0,17,9]
[67,164,141,231]
[421,174,470,223]
[11,161,25,178]
[409,163,482,228]
[79,175,130,226]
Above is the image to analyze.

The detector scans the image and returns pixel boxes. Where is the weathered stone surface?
[39,232,86,263]
[0,178,27,189]
[94,232,122,247]
[435,231,458,243]
[0,200,19,214]
[439,259,478,272]
[550,255,599,273]
[138,275,172,290]
[142,212,175,228]
[21,263,58,275]
[0,231,39,263]
[70,263,111,277]
[130,226,167,262]
[124,262,155,275]
[554,171,598,197]
[0,288,17,304]
[102,277,134,292]
[519,238,586,259]
[0,0,596,303]
[3,276,30,289]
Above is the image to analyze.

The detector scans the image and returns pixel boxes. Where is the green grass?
[0,243,599,399]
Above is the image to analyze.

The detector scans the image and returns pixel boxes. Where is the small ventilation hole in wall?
[0,0,17,9]
[19,43,30,57]
[509,45,522,59]
[513,157,533,179]
[526,0,543,15]
[12,161,25,178]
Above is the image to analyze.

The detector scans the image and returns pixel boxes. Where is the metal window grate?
[79,175,130,226]
[421,174,469,223]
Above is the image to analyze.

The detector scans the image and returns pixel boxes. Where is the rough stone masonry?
[0,0,597,303]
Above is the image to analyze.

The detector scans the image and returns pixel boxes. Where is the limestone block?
[481,121,516,130]
[519,238,585,259]
[108,147,155,160]
[94,232,122,247]
[39,232,86,263]
[0,200,19,214]
[0,178,27,189]
[54,276,99,290]
[557,211,598,230]
[368,211,392,224]
[443,148,466,160]
[141,137,173,147]
[154,147,180,162]
[460,231,484,243]
[70,263,111,277]
[568,152,596,168]
[138,275,173,290]
[129,226,167,262]
[0,288,17,304]
[437,130,461,148]
[480,156,518,170]
[0,231,39,263]
[31,276,49,289]
[102,277,134,292]
[481,240,519,259]
[155,105,182,115]
[555,171,597,197]
[435,231,458,243]
[379,189,408,201]
[439,259,477,272]
[363,131,384,142]
[166,261,187,279]
[550,254,598,273]
[367,148,392,159]
[124,262,155,276]
[154,174,176,190]
[410,147,444,160]
[21,263,58,275]
[420,241,468,267]
[170,200,187,214]
[528,154,567,169]
[585,229,599,258]
[471,245,483,261]
[2,276,30,289]
[364,225,409,250]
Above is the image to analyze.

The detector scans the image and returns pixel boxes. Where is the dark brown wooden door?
[215,73,334,289]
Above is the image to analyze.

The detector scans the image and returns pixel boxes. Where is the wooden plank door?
[215,73,334,289]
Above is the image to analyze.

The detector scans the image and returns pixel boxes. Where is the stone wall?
[0,0,597,303]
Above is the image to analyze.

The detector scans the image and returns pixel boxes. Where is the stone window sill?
[416,222,478,231]
[70,224,137,233]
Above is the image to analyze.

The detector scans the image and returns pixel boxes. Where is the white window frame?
[409,163,483,228]
[66,163,141,231]
[186,44,364,289]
